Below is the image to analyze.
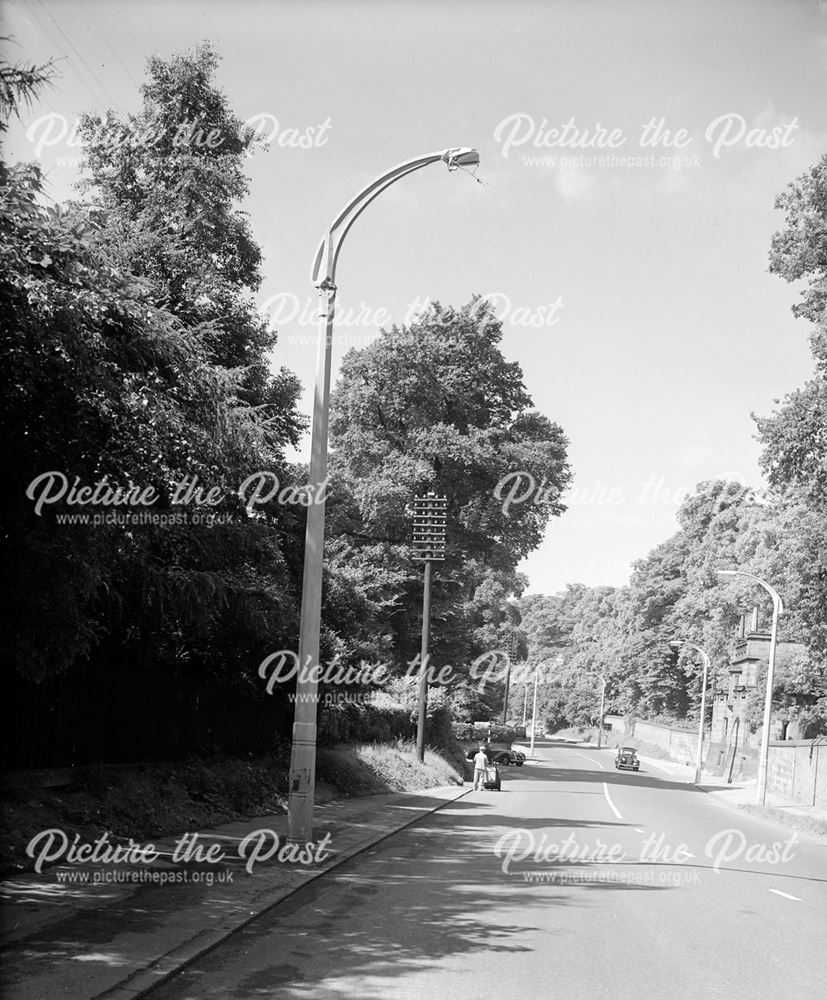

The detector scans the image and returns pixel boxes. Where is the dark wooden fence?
[3,660,291,771]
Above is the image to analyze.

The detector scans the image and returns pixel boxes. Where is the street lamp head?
[715,567,783,613]
[442,147,480,170]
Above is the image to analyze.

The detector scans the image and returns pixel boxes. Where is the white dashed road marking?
[572,752,605,770]
[569,751,625,821]
[602,782,623,820]
[769,889,801,902]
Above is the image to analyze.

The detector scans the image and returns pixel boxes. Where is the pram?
[482,763,501,791]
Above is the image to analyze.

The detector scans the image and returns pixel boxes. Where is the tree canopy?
[321,298,571,713]
[1,45,305,683]
[519,479,826,737]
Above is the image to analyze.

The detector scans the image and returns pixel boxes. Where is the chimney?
[738,614,746,639]
[750,606,759,632]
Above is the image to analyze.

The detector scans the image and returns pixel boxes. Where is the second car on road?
[615,746,640,771]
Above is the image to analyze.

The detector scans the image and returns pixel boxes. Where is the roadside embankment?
[0,741,463,875]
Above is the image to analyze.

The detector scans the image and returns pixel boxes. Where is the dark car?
[615,746,640,771]
[466,746,525,767]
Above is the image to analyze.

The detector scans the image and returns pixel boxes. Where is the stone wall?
[605,715,700,766]
[606,714,827,808]
[766,739,827,807]
[634,722,698,764]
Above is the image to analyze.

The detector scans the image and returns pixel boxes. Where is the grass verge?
[548,726,597,742]
[318,741,463,796]
[0,742,463,875]
[737,802,827,839]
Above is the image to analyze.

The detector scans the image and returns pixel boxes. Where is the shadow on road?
[520,762,694,794]
[142,804,671,1000]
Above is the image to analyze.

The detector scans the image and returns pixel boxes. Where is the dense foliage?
[1,46,306,684]
[325,300,571,717]
[519,482,826,737]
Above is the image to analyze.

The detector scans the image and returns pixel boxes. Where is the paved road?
[144,742,827,1000]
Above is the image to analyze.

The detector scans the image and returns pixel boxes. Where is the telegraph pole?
[502,631,520,725]
[411,493,447,762]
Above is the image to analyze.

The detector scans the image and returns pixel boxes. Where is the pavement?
[0,782,470,1000]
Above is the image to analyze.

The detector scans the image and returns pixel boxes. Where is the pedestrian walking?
[473,744,489,790]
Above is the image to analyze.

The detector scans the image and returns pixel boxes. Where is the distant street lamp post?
[529,662,542,757]
[670,640,711,784]
[288,148,480,842]
[501,661,511,727]
[596,675,606,749]
[717,570,784,806]
[529,655,562,756]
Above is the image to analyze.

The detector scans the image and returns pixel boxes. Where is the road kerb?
[92,783,472,1000]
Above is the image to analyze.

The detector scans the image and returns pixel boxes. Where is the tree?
[519,585,626,728]
[0,156,247,674]
[754,350,827,507]
[77,41,302,416]
[754,152,827,713]
[330,299,570,564]
[324,297,571,685]
[759,153,827,502]
[73,44,310,680]
[768,153,827,327]
[1,46,306,685]
[0,44,54,126]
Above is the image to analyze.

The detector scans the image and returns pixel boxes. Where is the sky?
[5,0,826,596]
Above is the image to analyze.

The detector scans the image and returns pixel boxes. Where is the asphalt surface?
[139,742,827,1000]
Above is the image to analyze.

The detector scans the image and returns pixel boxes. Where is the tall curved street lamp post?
[717,569,784,806]
[670,640,711,784]
[288,148,480,842]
